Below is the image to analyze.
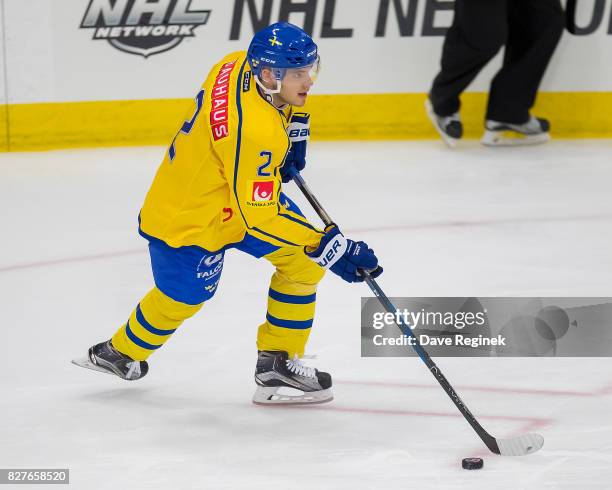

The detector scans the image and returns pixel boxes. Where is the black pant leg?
[429,0,508,116]
[486,0,565,123]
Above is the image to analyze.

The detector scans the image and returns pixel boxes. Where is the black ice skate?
[425,98,463,148]
[71,340,148,381]
[253,351,333,405]
[482,115,551,146]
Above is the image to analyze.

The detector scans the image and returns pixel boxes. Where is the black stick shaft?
[291,172,334,226]
[291,171,499,454]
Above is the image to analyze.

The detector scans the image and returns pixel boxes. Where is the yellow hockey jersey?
[139,51,324,252]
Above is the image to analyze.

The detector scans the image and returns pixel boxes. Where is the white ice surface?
[1,140,612,489]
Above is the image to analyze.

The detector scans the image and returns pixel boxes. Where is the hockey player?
[73,22,382,405]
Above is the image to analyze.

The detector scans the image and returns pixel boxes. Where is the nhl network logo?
[80,0,211,58]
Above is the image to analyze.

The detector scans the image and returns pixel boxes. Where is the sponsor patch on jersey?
[211,60,237,141]
[243,71,251,92]
[247,180,277,207]
[203,253,223,267]
[196,261,223,279]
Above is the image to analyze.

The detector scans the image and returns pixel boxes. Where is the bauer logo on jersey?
[80,0,211,58]
[247,180,277,207]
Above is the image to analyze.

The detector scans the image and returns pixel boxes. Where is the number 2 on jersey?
[169,89,205,162]
[257,151,272,177]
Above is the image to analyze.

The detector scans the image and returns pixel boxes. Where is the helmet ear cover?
[253,66,284,95]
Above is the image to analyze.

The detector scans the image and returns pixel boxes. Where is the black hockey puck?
[462,457,484,470]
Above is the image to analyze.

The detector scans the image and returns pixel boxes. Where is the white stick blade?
[497,433,544,456]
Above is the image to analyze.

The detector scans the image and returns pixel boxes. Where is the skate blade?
[481,130,550,147]
[425,99,459,148]
[71,356,115,377]
[252,386,333,406]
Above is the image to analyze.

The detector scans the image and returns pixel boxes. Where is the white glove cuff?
[287,121,310,142]
[311,234,348,269]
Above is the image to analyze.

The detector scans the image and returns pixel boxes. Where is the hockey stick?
[290,169,544,456]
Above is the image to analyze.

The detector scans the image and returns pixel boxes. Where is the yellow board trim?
[0,104,8,152]
[1,92,611,151]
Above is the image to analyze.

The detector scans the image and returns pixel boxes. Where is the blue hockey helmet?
[247,22,320,94]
